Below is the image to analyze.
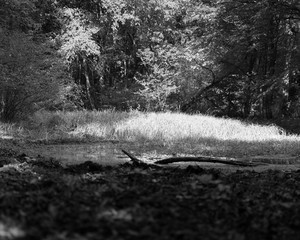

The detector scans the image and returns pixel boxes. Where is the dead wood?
[121,149,267,167]
[121,149,148,165]
[154,156,266,166]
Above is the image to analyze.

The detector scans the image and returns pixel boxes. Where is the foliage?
[191,0,300,118]
[57,7,102,110]
[0,32,64,121]
[1,0,300,118]
[0,0,75,121]
[55,0,221,111]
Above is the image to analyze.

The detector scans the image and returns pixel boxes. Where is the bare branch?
[155,156,266,167]
[121,149,267,167]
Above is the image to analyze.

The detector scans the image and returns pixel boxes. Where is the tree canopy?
[0,0,299,121]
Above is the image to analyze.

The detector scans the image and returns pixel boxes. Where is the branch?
[155,156,266,167]
[121,149,148,165]
[180,75,225,112]
[121,149,267,167]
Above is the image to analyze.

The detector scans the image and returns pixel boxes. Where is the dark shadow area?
[1,147,300,240]
[245,118,300,135]
[273,119,300,135]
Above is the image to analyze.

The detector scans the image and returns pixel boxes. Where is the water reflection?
[34,143,128,166]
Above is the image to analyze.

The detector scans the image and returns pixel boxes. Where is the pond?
[17,141,300,172]
[23,142,130,166]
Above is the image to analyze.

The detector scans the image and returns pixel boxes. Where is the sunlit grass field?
[2,110,300,157]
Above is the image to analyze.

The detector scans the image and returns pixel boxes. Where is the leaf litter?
[0,149,300,239]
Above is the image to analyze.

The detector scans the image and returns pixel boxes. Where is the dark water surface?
[18,141,300,172]
[24,142,129,166]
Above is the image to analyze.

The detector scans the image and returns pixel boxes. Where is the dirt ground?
[1,139,300,240]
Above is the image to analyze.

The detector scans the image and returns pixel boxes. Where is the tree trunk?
[83,58,95,110]
[262,13,280,119]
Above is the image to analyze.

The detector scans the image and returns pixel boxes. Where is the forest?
[0,0,299,122]
[1,1,300,239]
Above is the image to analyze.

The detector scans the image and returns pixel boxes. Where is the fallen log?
[154,156,266,166]
[121,149,267,167]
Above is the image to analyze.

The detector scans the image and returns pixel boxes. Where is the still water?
[23,142,300,171]
[27,142,130,166]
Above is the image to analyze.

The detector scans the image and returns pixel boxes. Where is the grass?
[0,122,23,139]
[2,110,300,157]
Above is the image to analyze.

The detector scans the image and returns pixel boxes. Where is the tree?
[55,0,221,111]
[6,0,296,118]
[0,0,72,121]
[58,7,100,109]
[134,0,219,111]
[182,0,300,118]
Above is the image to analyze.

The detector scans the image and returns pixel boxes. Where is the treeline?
[0,0,299,121]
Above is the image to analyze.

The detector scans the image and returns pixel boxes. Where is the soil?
[1,138,300,240]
